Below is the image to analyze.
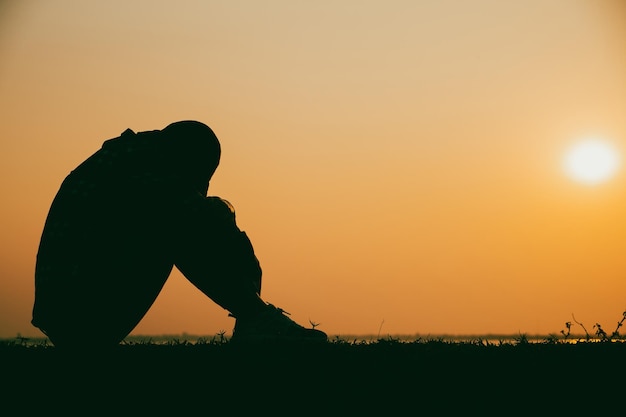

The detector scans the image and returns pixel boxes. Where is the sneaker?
[230,303,327,343]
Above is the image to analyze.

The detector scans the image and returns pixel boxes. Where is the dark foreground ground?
[2,337,625,415]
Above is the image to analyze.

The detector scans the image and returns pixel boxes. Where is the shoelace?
[228,303,291,319]
[266,303,291,316]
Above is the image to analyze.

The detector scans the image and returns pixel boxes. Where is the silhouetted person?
[32,120,327,348]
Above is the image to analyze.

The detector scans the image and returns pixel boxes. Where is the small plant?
[611,311,626,340]
[566,310,625,342]
[594,323,608,341]
[215,330,227,344]
[572,314,591,341]
[560,321,572,340]
[514,332,529,345]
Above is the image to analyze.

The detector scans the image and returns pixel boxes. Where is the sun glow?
[563,139,621,185]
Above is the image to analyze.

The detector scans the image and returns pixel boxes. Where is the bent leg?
[33,259,173,349]
[32,178,175,348]
[173,197,265,319]
[173,196,328,343]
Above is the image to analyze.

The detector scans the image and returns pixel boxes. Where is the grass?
[4,309,626,348]
[2,312,625,413]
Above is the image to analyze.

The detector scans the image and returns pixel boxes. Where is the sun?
[562,138,621,185]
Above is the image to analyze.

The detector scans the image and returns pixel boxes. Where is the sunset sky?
[1,0,625,339]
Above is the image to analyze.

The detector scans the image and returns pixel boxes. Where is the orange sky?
[1,0,625,339]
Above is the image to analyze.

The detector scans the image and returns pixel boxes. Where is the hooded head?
[161,120,221,195]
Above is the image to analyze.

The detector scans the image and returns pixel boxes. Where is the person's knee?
[205,196,237,225]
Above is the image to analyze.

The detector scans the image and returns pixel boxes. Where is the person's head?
[161,120,221,195]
